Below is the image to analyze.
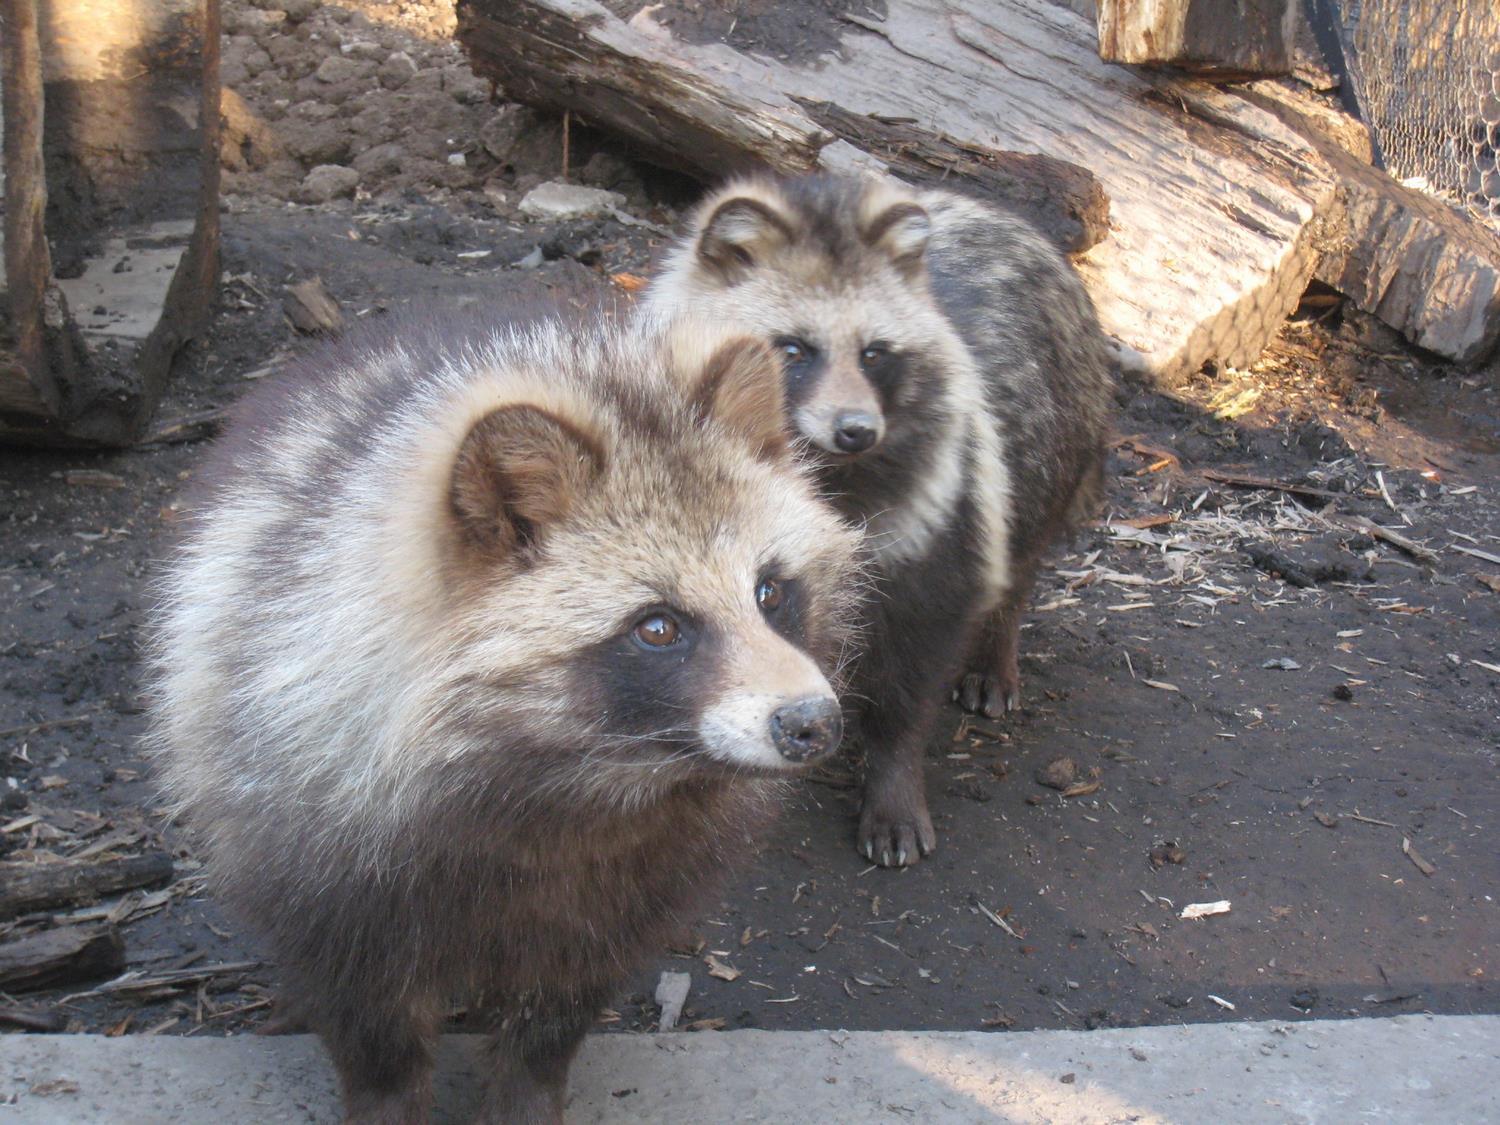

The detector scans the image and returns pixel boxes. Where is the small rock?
[1035,757,1077,791]
[447,152,467,167]
[1129,1047,1148,1062]
[1290,987,1319,1012]
[378,50,417,89]
[281,119,352,165]
[445,67,490,105]
[513,246,545,270]
[518,181,626,221]
[1262,657,1301,671]
[279,0,318,22]
[295,164,360,204]
[343,40,390,64]
[1059,1073,1076,1085]
[314,55,366,84]
[224,7,284,35]
[404,67,448,95]
[1330,683,1354,701]
[352,142,406,179]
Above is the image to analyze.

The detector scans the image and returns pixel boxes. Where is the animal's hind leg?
[956,566,1036,719]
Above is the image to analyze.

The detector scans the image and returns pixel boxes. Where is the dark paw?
[955,671,1019,719]
[858,797,937,868]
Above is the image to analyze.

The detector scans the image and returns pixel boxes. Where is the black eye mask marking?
[771,336,825,407]
[857,340,905,400]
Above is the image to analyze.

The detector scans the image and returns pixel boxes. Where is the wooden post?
[0,0,221,446]
[1096,0,1297,79]
[1,0,78,431]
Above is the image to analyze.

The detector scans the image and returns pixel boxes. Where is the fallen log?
[0,926,126,992]
[458,0,1342,386]
[457,0,1111,253]
[0,852,176,921]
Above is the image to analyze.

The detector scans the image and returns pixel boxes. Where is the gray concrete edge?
[1,1014,1496,1123]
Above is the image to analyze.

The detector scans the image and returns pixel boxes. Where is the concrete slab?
[1,1015,1495,1123]
[53,221,195,344]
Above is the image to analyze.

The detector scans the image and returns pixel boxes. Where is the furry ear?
[450,404,605,555]
[863,202,931,277]
[689,336,790,461]
[695,194,794,283]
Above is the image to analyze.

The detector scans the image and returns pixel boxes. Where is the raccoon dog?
[149,310,861,1123]
[644,174,1112,867]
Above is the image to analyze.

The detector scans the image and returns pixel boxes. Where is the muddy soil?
[1,0,1497,1047]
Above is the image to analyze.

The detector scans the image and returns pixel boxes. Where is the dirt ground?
[2,0,1497,1045]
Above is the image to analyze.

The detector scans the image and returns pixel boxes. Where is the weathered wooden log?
[458,0,1342,385]
[0,852,175,921]
[457,0,1110,254]
[0,0,221,446]
[1245,83,1500,366]
[1096,0,1297,79]
[0,926,125,991]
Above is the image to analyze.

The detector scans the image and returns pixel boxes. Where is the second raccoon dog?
[149,312,861,1123]
[644,174,1112,867]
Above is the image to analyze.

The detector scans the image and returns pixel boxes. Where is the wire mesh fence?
[1329,0,1500,224]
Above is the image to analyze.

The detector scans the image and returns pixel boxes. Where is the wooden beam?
[1096,0,1297,79]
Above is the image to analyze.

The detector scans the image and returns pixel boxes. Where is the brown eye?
[632,613,680,649]
[756,578,784,613]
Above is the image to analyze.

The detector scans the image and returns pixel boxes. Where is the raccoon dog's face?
[442,331,861,801]
[647,176,952,461]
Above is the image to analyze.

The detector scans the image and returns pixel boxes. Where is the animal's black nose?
[769,697,843,763]
[833,413,879,454]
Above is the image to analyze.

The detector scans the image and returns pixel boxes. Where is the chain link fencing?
[1324,0,1500,224]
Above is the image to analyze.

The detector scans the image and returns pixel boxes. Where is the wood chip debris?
[1337,515,1438,563]
[1450,543,1500,566]
[282,277,344,335]
[1401,838,1436,877]
[1207,994,1237,1010]
[1180,900,1232,920]
[704,954,741,982]
[1142,679,1180,692]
